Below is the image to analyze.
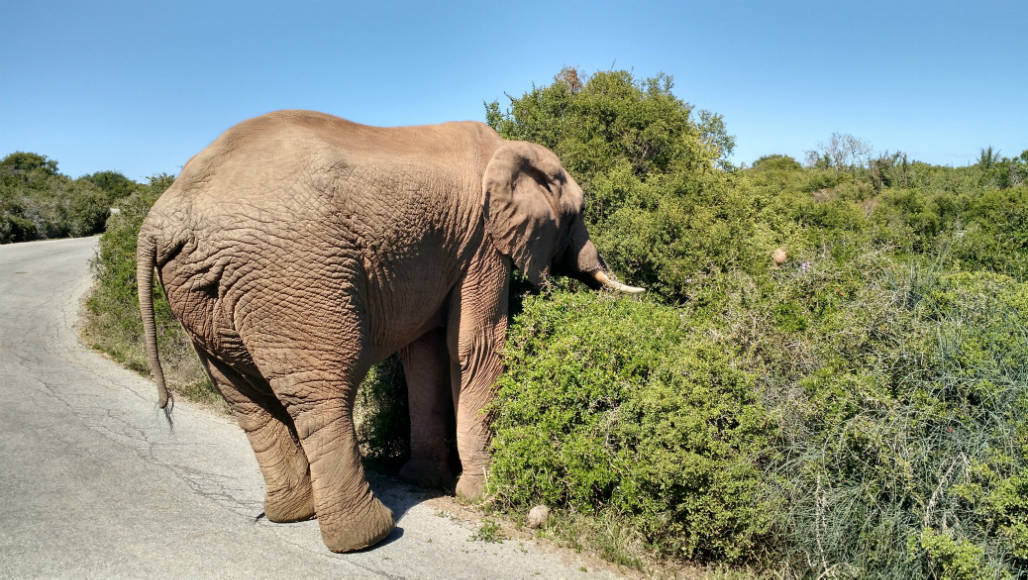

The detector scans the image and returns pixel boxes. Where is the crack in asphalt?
[9,331,258,520]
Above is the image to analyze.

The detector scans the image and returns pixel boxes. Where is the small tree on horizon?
[805,132,872,171]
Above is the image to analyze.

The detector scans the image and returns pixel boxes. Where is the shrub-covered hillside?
[0,151,138,243]
[484,70,1027,576]
[81,69,1028,577]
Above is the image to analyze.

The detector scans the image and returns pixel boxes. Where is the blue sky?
[2,1,1025,180]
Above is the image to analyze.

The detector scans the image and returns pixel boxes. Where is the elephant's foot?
[398,457,455,490]
[455,470,486,502]
[264,481,316,523]
[319,496,395,552]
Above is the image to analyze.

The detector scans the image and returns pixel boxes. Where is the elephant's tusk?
[592,270,645,294]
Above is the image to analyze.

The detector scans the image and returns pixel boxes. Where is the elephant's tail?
[137,232,173,424]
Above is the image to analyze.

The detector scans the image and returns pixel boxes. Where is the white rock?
[526,505,550,529]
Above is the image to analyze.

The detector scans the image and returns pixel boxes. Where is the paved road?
[0,236,611,579]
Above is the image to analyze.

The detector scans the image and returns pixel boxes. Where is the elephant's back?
[163,110,495,211]
[187,110,495,176]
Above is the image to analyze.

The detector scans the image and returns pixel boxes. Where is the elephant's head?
[482,141,643,293]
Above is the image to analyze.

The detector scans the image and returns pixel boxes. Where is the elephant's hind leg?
[195,348,315,523]
[241,293,394,552]
[398,328,456,489]
[268,367,394,551]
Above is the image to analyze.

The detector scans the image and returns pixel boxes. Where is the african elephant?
[136,110,642,552]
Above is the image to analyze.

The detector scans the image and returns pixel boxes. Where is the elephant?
[136,110,643,552]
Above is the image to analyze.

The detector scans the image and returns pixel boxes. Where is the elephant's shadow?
[367,471,444,520]
[253,472,443,550]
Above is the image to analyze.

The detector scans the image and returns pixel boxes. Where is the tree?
[805,133,872,171]
[486,69,734,182]
[869,151,911,191]
[751,154,802,172]
[977,146,1001,169]
[0,151,59,176]
[82,170,137,200]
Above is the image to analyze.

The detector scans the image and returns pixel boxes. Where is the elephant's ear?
[482,142,565,284]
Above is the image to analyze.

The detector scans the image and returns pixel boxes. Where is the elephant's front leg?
[447,257,510,501]
[398,328,456,488]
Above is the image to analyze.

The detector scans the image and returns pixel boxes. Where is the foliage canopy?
[0,151,136,243]
[487,69,753,301]
[484,69,1028,576]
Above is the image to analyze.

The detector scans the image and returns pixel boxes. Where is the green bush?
[764,264,1028,576]
[354,356,410,469]
[0,212,38,242]
[751,154,802,172]
[485,251,1028,575]
[489,291,780,564]
[0,151,137,243]
[954,187,1028,279]
[916,528,990,580]
[479,69,1027,574]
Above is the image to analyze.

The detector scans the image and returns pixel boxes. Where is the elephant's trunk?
[562,231,645,294]
[137,233,173,424]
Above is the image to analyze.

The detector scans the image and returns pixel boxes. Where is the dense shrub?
[759,263,1028,576]
[953,187,1028,279]
[487,253,1027,576]
[481,69,1028,576]
[0,151,137,243]
[489,291,780,564]
[354,356,410,468]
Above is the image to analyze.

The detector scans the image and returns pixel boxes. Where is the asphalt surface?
[0,236,614,579]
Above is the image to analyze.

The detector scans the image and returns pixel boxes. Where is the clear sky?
[2,0,1026,181]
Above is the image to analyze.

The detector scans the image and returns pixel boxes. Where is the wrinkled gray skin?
[137,110,640,552]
